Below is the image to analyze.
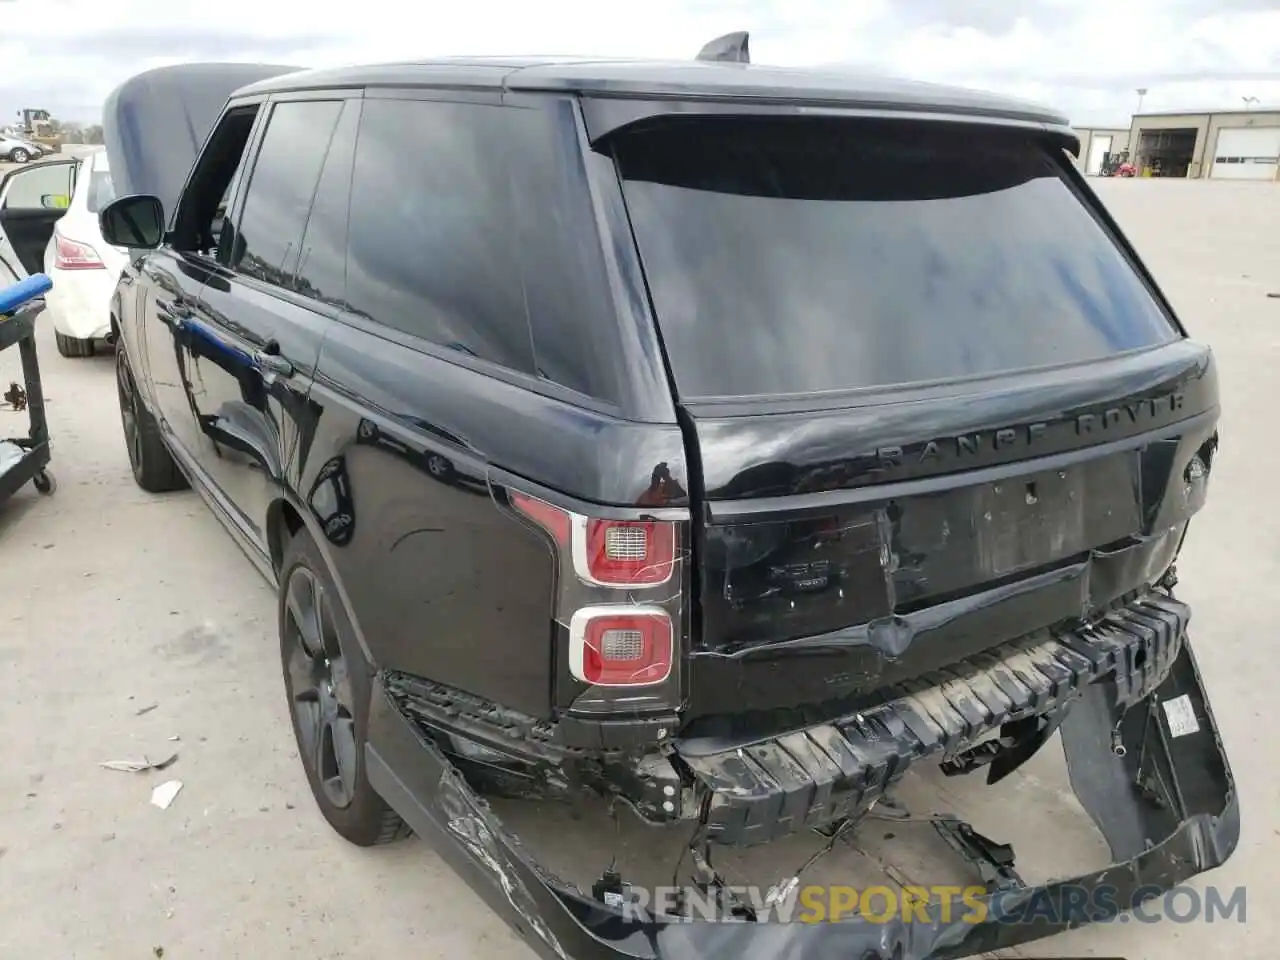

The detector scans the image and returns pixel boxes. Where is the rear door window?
[345,97,537,377]
[610,117,1180,399]
[295,101,359,308]
[344,97,619,401]
[233,99,344,290]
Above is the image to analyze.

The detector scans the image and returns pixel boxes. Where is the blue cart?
[0,274,57,502]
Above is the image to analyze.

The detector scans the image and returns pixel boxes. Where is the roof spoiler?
[696,31,750,64]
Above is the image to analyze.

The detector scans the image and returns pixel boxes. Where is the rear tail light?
[53,234,105,270]
[510,491,688,713]
[510,494,678,589]
[570,607,673,686]
[582,519,675,586]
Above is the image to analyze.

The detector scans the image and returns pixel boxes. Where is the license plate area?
[972,453,1141,577]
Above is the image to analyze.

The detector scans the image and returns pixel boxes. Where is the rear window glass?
[611,118,1179,399]
[85,170,115,214]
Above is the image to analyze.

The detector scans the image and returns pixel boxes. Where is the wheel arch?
[266,495,305,575]
[267,491,377,670]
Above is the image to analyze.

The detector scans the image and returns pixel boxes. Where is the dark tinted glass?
[500,100,620,402]
[234,99,343,290]
[614,118,1180,399]
[295,101,358,308]
[346,98,535,375]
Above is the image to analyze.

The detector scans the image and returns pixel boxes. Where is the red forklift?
[1100,149,1136,177]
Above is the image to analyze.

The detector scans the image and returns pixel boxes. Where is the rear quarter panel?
[302,320,690,720]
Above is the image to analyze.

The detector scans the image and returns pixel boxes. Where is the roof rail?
[696,31,750,64]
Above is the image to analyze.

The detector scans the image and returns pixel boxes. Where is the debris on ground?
[135,703,159,716]
[151,780,183,810]
[99,752,178,774]
[2,381,26,411]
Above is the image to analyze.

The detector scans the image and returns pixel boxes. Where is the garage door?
[1086,135,1112,175]
[1210,127,1280,180]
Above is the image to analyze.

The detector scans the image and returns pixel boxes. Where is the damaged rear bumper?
[679,592,1206,845]
[365,592,1239,960]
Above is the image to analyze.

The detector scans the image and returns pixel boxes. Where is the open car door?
[0,159,78,282]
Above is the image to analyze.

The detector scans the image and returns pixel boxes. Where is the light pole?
[1242,96,1259,110]
[1136,87,1148,114]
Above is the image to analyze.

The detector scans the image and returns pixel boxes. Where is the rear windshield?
[85,168,115,214]
[611,117,1179,399]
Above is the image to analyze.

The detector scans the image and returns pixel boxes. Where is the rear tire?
[115,342,187,493]
[9,148,29,163]
[279,528,408,847]
[56,331,96,358]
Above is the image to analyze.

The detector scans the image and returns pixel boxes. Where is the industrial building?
[1074,127,1131,174]
[1075,109,1280,180]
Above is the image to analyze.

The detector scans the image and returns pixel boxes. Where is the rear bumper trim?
[678,592,1189,847]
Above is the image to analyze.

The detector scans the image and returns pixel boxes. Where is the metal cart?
[0,273,57,503]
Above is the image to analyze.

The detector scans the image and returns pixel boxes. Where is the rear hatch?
[608,115,1218,739]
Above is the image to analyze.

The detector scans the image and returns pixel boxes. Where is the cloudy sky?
[1,0,1277,128]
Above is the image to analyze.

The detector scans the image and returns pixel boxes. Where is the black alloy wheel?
[116,346,144,481]
[114,343,187,492]
[277,530,407,846]
[283,564,359,809]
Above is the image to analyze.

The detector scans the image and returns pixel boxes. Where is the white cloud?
[1,0,1277,126]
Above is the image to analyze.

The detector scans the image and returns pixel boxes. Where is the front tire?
[9,148,29,163]
[56,331,96,358]
[279,529,407,846]
[115,342,187,492]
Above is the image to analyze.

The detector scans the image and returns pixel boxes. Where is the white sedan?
[42,148,129,357]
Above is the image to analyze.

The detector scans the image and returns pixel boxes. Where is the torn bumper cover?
[365,592,1239,960]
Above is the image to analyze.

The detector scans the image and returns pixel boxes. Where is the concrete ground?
[1,178,1276,958]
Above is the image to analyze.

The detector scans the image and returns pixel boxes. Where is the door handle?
[155,299,191,328]
[254,351,293,377]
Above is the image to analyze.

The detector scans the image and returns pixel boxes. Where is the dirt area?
[1,178,1277,958]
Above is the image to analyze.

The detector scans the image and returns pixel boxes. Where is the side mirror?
[99,194,165,249]
[41,194,70,210]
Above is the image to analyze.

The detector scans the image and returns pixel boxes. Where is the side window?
[173,105,260,257]
[345,99,537,376]
[294,101,359,308]
[1,163,75,210]
[500,101,620,403]
[233,99,344,291]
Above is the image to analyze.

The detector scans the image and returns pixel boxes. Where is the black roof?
[233,57,1070,127]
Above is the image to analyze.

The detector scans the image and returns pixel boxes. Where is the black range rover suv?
[96,34,1236,960]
